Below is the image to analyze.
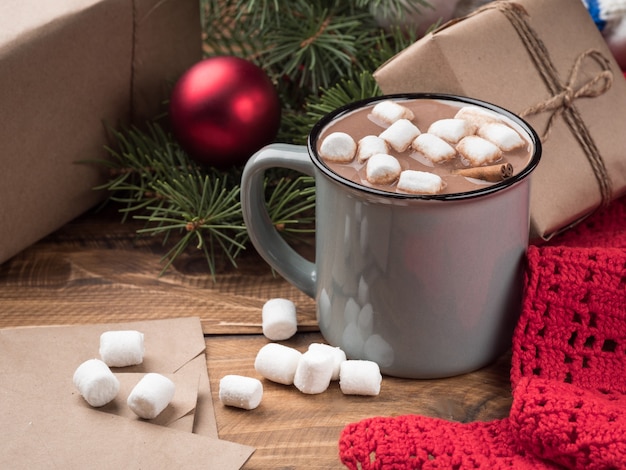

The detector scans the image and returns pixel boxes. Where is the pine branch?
[202,0,266,58]
[202,0,418,108]
[265,174,316,238]
[258,4,376,93]
[92,0,437,276]
[96,121,316,276]
[134,173,247,277]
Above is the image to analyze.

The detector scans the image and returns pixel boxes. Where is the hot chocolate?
[316,98,533,195]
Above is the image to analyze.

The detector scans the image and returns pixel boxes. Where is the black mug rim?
[307,93,542,201]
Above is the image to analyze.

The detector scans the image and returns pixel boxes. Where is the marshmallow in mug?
[127,372,175,419]
[73,358,120,407]
[318,131,356,163]
[427,118,474,144]
[397,170,444,195]
[456,135,503,166]
[371,99,415,124]
[366,154,402,185]
[477,122,526,151]
[378,118,421,152]
[412,133,456,164]
[99,330,145,367]
[356,135,389,163]
[454,105,502,128]
[219,375,263,410]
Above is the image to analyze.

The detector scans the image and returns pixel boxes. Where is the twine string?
[520,50,613,141]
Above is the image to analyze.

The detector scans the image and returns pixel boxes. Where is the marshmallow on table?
[262,298,298,341]
[477,122,526,151]
[456,135,503,167]
[339,360,382,396]
[378,119,421,152]
[397,170,444,195]
[371,100,415,125]
[99,330,145,367]
[411,133,457,163]
[254,343,302,385]
[293,349,334,394]
[319,132,357,163]
[356,135,389,164]
[73,358,120,407]
[308,343,347,381]
[219,375,263,410]
[365,154,401,185]
[127,373,175,419]
[427,118,474,144]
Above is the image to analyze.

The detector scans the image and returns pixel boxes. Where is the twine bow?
[520,50,613,141]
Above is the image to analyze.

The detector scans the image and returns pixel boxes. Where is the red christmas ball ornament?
[169,56,281,168]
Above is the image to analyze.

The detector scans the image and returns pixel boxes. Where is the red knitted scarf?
[339,196,626,469]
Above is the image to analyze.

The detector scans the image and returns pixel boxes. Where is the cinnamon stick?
[454,163,514,182]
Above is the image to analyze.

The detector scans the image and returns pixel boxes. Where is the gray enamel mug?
[241,93,541,379]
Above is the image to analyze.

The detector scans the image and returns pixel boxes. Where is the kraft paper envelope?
[1,388,253,469]
[0,317,255,469]
[89,318,216,436]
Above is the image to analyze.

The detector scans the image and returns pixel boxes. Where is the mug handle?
[240,143,316,298]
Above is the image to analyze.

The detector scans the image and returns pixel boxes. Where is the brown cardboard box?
[374,0,626,240]
[0,0,202,263]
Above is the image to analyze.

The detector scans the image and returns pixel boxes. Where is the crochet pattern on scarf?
[339,196,626,469]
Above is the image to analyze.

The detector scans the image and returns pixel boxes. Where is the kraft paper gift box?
[373,0,626,240]
[0,0,202,264]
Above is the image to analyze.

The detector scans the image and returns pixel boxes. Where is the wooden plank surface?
[208,333,512,469]
[0,206,317,334]
[0,206,513,469]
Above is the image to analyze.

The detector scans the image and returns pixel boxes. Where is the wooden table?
[0,206,513,469]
